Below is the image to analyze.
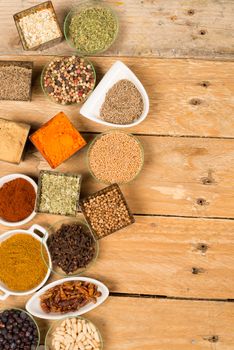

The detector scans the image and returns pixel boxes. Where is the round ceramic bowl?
[87,130,145,185]
[0,308,40,349]
[41,56,96,105]
[45,316,103,350]
[0,173,37,227]
[41,218,99,277]
[64,0,119,55]
[0,224,51,301]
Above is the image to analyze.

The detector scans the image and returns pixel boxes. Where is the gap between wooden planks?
[0,134,233,218]
[3,296,234,349]
[1,0,234,60]
[1,214,233,300]
[0,56,233,137]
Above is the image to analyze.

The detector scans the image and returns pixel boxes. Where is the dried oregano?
[69,7,117,53]
[39,172,80,216]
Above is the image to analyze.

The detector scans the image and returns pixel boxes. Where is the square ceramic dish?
[13,1,63,51]
[79,183,135,239]
[0,118,30,164]
[0,60,33,101]
[30,112,87,168]
[36,170,82,217]
[80,60,150,128]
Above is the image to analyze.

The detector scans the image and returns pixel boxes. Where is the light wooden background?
[0,1,234,349]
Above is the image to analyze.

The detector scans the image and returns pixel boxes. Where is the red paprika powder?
[0,178,36,222]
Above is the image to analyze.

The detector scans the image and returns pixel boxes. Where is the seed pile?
[88,131,143,184]
[47,223,96,274]
[43,56,95,104]
[0,309,39,350]
[40,281,101,314]
[0,64,32,101]
[80,184,135,239]
[69,7,118,53]
[37,171,81,216]
[51,317,102,350]
[100,79,144,125]
[18,8,62,49]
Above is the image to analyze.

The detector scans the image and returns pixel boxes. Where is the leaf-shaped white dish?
[80,60,150,128]
[26,277,109,320]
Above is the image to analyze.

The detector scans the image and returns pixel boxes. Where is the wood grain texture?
[1,0,234,59]
[1,215,234,299]
[0,134,233,218]
[2,296,234,349]
[0,55,233,137]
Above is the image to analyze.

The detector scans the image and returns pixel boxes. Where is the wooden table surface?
[0,1,234,349]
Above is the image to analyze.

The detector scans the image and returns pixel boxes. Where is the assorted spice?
[14,1,62,50]
[80,184,135,239]
[42,56,95,105]
[0,178,36,222]
[0,309,39,350]
[100,79,144,125]
[47,223,96,274]
[37,171,81,216]
[0,61,32,101]
[88,131,144,184]
[30,112,86,168]
[0,234,48,292]
[0,118,30,164]
[51,317,102,350]
[68,6,118,54]
[40,281,101,314]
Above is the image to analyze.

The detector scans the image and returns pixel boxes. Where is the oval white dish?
[80,60,150,128]
[0,173,37,227]
[26,277,109,320]
[0,224,51,300]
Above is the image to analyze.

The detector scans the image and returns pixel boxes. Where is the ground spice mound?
[0,234,48,292]
[0,178,36,222]
[88,132,143,184]
[0,65,32,101]
[100,79,144,125]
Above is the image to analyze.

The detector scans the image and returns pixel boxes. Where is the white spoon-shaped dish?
[26,277,109,320]
[80,60,150,128]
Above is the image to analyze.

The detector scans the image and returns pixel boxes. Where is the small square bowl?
[36,170,82,217]
[79,183,135,240]
[30,112,87,169]
[0,61,33,101]
[13,1,63,51]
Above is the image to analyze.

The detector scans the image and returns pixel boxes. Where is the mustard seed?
[88,131,144,184]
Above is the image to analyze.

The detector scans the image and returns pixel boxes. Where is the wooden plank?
[1,0,234,59]
[1,215,233,300]
[3,296,234,348]
[0,134,233,218]
[0,56,233,137]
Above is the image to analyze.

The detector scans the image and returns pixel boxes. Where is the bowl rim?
[0,307,40,349]
[40,55,96,105]
[0,224,51,298]
[87,130,145,185]
[41,217,99,277]
[0,173,37,227]
[63,0,119,55]
[45,315,103,350]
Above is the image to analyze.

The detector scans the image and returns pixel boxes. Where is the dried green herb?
[38,172,81,216]
[69,7,117,53]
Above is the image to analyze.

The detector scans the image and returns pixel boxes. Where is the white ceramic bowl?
[26,277,109,320]
[0,173,37,227]
[0,224,51,300]
[80,60,150,128]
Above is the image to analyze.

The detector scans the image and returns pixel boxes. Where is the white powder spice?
[19,9,61,49]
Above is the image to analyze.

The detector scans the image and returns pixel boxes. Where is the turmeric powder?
[0,234,48,292]
[30,112,86,168]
